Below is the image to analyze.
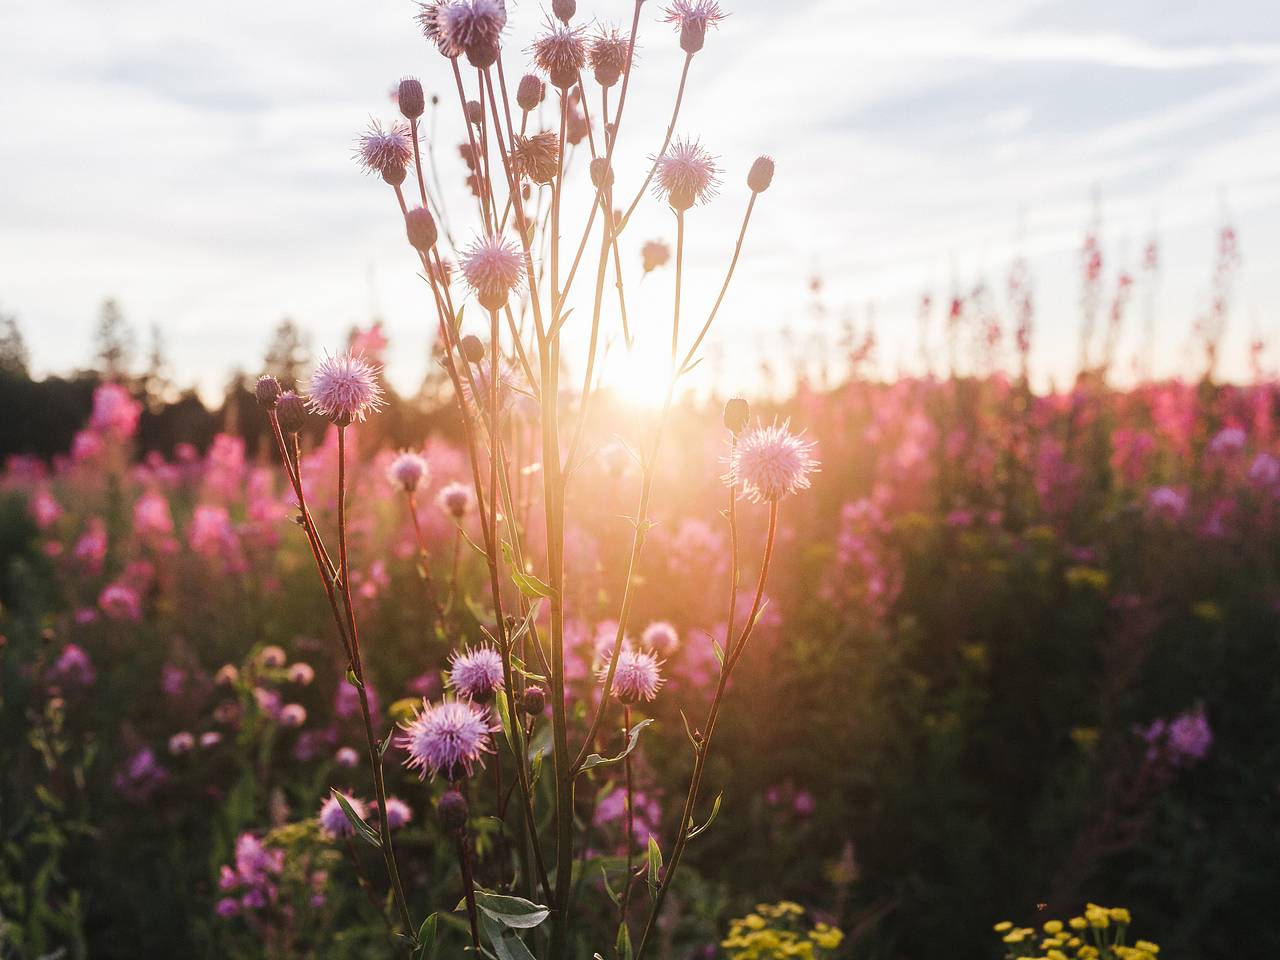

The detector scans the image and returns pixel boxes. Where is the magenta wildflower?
[200,731,223,749]
[652,136,720,210]
[398,698,499,780]
[531,22,587,89]
[383,796,413,831]
[600,647,665,703]
[334,746,360,768]
[725,420,820,503]
[437,480,474,519]
[356,118,415,183]
[387,450,431,493]
[448,646,505,702]
[307,353,385,425]
[99,582,142,621]
[318,793,367,839]
[460,234,525,310]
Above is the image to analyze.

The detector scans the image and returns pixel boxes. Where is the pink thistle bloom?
[279,704,308,728]
[460,234,526,311]
[398,698,499,780]
[442,0,508,64]
[355,118,414,180]
[662,0,726,47]
[307,353,385,425]
[318,792,367,839]
[436,480,474,519]
[383,796,413,831]
[725,420,820,503]
[99,582,142,621]
[600,647,664,703]
[215,898,240,918]
[200,731,223,749]
[334,746,360,768]
[652,136,721,209]
[387,450,431,493]
[588,26,631,87]
[531,22,587,88]
[51,643,95,687]
[287,662,315,685]
[259,645,287,669]
[641,620,679,654]
[168,732,195,755]
[416,1,459,56]
[448,646,505,702]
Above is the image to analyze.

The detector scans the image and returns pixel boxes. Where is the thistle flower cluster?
[531,22,587,89]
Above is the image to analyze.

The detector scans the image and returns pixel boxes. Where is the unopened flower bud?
[405,206,438,252]
[723,397,750,435]
[437,789,469,831]
[276,392,308,434]
[381,162,407,187]
[465,37,499,69]
[521,685,546,716]
[256,375,282,410]
[461,335,486,364]
[466,100,484,125]
[589,158,614,190]
[398,77,425,120]
[552,0,576,22]
[516,74,545,112]
[747,156,775,193]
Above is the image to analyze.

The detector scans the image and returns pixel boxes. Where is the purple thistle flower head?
[460,234,526,311]
[443,0,508,67]
[307,353,386,426]
[600,647,665,703]
[725,419,820,503]
[383,796,414,831]
[662,0,726,54]
[416,1,459,56]
[387,450,431,493]
[398,698,499,780]
[356,118,415,184]
[448,646,506,702]
[436,480,474,520]
[318,792,367,839]
[652,136,721,211]
[531,22,587,89]
[641,620,680,654]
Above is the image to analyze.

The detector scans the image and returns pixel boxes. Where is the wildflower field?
[2,1,1278,959]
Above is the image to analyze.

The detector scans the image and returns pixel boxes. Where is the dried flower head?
[653,136,720,210]
[725,419,820,503]
[443,0,507,68]
[662,0,726,54]
[516,73,546,112]
[511,131,561,185]
[307,353,386,426]
[600,647,665,703]
[318,792,367,839]
[398,698,499,780]
[589,27,631,87]
[532,22,587,89]
[356,118,415,184]
[387,450,431,493]
[436,480,474,519]
[460,234,525,310]
[448,646,505,702]
[416,1,459,56]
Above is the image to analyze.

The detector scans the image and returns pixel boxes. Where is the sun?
[598,338,674,410]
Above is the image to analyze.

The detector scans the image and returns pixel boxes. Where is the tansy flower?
[398,698,499,780]
[652,136,720,210]
[307,353,385,425]
[725,419,820,503]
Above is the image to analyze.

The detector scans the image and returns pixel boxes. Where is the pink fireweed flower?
[460,234,525,311]
[531,22,587,88]
[641,621,680,654]
[437,480,475,519]
[307,353,385,425]
[200,731,223,749]
[51,643,95,687]
[259,645,287,669]
[387,450,431,493]
[318,792,367,839]
[31,490,62,529]
[73,518,108,572]
[600,647,665,703]
[383,797,413,831]
[448,646,505,702]
[355,118,414,182]
[725,420,820,503]
[398,698,499,780]
[90,383,142,439]
[652,136,720,210]
[133,490,174,539]
[662,0,725,54]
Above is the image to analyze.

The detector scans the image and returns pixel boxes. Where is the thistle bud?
[747,156,775,194]
[276,392,308,434]
[405,206,438,252]
[461,335,486,364]
[381,162,408,187]
[521,685,546,716]
[465,37,499,69]
[589,158,614,190]
[516,74,545,112]
[723,397,750,435]
[679,20,705,55]
[437,789,469,831]
[398,77,425,120]
[552,0,576,22]
[256,374,282,410]
[465,100,484,126]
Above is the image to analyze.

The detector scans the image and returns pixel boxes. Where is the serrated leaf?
[684,791,723,842]
[578,718,655,775]
[333,790,381,849]
[474,889,551,929]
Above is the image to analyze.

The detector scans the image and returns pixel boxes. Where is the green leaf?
[578,718,654,775]
[474,889,551,929]
[678,709,700,752]
[495,690,517,757]
[712,637,725,667]
[684,791,723,842]
[414,913,439,959]
[481,913,537,960]
[333,790,381,849]
[346,668,362,688]
[502,542,556,599]
[615,919,634,960]
[600,864,621,907]
[646,836,663,889]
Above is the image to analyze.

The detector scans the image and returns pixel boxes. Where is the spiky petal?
[531,22,587,88]
[448,647,506,701]
[600,647,665,703]
[460,234,526,310]
[307,353,386,425]
[652,136,721,210]
[355,118,414,181]
[724,419,820,503]
[398,698,499,780]
[662,0,726,53]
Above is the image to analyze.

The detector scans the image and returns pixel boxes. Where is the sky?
[2,0,1279,400]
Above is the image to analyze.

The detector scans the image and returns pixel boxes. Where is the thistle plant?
[260,2,818,955]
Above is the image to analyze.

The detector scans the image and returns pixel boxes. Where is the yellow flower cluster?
[721,902,845,959]
[991,905,1159,960]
